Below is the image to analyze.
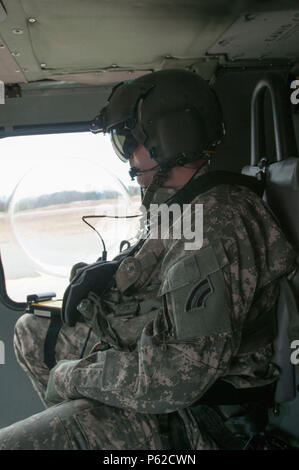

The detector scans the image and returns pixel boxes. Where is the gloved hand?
[69,262,88,282]
[62,260,120,326]
[45,359,79,404]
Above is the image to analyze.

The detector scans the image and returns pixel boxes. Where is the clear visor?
[110,127,139,163]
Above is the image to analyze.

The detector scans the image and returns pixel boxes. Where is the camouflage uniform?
[0,166,296,450]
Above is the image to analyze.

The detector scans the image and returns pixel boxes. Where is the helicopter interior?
[0,0,299,447]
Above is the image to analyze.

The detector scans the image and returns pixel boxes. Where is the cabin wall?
[0,304,43,427]
[213,68,299,172]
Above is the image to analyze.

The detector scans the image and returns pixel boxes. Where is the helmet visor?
[111,127,139,162]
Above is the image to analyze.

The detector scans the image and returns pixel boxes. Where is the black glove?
[61,260,121,326]
[69,262,88,282]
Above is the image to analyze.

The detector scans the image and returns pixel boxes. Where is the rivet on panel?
[0,44,4,49]
[28,18,37,24]
[12,29,24,35]
[40,63,47,68]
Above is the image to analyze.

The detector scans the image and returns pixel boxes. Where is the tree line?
[0,187,140,212]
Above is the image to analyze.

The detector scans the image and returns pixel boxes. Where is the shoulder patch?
[160,243,232,340]
[185,278,213,311]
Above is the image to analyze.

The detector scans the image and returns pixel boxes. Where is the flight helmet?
[91,68,224,176]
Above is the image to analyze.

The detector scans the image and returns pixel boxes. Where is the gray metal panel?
[0,0,44,83]
[19,0,230,73]
[49,70,150,86]
[0,0,233,83]
[0,1,7,23]
[208,10,299,61]
[0,37,27,83]
[0,304,43,427]
[1,0,299,83]
[0,83,111,128]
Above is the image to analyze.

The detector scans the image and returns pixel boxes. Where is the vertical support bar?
[250,73,297,166]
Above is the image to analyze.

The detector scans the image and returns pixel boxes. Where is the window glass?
[0,132,140,302]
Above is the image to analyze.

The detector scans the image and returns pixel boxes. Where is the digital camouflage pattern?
[0,397,163,450]
[13,315,99,407]
[0,165,297,450]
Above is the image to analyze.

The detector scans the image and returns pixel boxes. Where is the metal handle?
[250,73,297,166]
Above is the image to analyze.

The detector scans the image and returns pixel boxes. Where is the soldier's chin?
[136,175,149,188]
[138,171,159,189]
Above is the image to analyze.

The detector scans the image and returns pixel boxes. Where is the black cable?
[82,216,107,261]
[82,157,210,259]
[82,213,143,261]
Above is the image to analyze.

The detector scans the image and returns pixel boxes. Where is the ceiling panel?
[0,0,299,84]
[208,9,299,60]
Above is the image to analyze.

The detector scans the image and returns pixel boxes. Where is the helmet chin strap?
[139,157,210,211]
[140,170,169,211]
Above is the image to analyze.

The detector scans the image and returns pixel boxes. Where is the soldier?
[0,69,297,450]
